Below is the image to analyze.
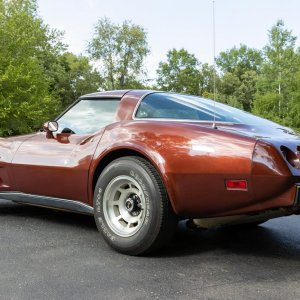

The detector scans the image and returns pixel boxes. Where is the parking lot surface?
[1,200,300,300]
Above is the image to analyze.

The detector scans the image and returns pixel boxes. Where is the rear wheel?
[94,156,177,255]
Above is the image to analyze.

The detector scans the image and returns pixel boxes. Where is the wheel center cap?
[125,198,134,212]
[125,195,141,215]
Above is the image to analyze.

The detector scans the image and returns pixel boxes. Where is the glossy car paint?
[0,134,33,191]
[11,131,103,202]
[1,90,300,218]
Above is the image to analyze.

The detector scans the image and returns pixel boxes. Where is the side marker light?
[225,180,247,190]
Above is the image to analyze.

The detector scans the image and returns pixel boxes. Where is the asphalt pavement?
[1,200,300,300]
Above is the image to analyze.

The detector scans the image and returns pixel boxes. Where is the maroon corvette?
[1,90,300,255]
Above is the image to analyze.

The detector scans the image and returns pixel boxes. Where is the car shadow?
[154,219,300,260]
[1,200,300,261]
[0,200,96,230]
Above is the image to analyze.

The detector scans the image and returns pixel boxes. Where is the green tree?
[156,48,200,94]
[0,0,64,136]
[88,17,149,90]
[198,63,216,97]
[51,52,102,108]
[253,20,299,125]
[217,44,262,78]
[259,20,297,95]
[217,72,242,108]
[216,45,262,111]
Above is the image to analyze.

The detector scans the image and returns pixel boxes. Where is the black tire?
[93,156,178,255]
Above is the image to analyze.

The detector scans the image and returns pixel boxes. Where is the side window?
[135,92,277,125]
[135,93,233,122]
[135,93,201,120]
[57,99,119,134]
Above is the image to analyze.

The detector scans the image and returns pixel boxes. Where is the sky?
[38,0,300,79]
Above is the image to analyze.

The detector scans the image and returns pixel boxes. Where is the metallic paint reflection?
[1,90,300,220]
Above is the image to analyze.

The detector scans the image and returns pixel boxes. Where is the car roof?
[79,90,131,99]
[78,90,155,121]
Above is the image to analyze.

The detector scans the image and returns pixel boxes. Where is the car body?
[1,90,300,254]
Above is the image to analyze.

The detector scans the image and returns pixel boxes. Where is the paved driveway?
[1,200,300,299]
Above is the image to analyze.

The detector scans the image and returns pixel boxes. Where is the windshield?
[135,92,278,127]
[57,99,119,134]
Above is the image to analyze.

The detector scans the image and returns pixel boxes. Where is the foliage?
[0,0,63,136]
[88,17,149,90]
[216,44,262,78]
[216,45,262,111]
[156,48,200,94]
[155,21,300,130]
[50,52,102,108]
[252,92,284,124]
[253,20,300,127]
[2,5,300,136]
[198,63,216,97]
[256,20,298,95]
[156,48,217,97]
[0,0,104,136]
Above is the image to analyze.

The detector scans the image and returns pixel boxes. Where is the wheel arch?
[90,146,178,214]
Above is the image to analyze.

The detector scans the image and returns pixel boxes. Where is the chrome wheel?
[103,175,146,237]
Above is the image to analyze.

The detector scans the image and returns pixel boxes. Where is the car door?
[10,97,120,205]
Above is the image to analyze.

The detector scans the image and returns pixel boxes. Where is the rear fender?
[89,141,179,213]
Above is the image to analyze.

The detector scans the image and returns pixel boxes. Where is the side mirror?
[43,121,58,132]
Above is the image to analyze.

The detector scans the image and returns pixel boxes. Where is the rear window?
[135,92,277,126]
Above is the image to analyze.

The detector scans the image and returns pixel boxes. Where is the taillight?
[225,180,247,190]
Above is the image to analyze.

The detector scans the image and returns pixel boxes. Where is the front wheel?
[94,156,178,255]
